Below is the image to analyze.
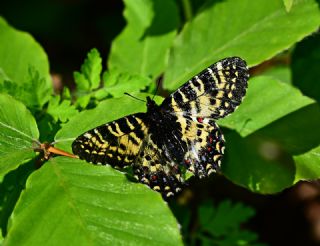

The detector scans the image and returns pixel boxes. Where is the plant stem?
[181,0,193,21]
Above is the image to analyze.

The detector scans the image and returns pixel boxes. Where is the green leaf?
[74,72,90,91]
[0,94,39,181]
[46,95,78,123]
[163,0,320,90]
[218,76,314,137]
[108,0,179,79]
[0,17,52,108]
[283,0,294,12]
[75,94,92,109]
[262,65,292,84]
[0,161,35,237]
[55,93,163,152]
[74,48,102,91]
[291,32,320,103]
[62,87,71,100]
[4,157,183,246]
[99,69,152,98]
[199,200,255,237]
[257,103,320,155]
[222,130,295,193]
[293,145,320,182]
[0,67,51,109]
[214,230,261,246]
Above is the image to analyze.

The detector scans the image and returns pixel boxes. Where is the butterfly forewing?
[161,57,249,119]
[72,113,148,168]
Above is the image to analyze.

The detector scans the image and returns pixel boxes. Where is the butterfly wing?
[132,114,225,197]
[179,116,225,178]
[159,57,248,180]
[72,57,249,197]
[132,133,184,197]
[72,113,148,168]
[161,57,249,119]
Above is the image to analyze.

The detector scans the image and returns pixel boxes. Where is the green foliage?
[0,17,52,110]
[73,48,153,109]
[0,94,38,181]
[74,48,102,91]
[46,95,78,123]
[108,0,179,79]
[283,0,294,12]
[163,0,320,90]
[186,200,266,246]
[292,32,320,103]
[294,145,320,181]
[198,200,255,237]
[0,67,51,110]
[0,161,35,236]
[218,76,314,137]
[0,0,320,244]
[101,69,152,98]
[4,157,182,246]
[73,48,103,108]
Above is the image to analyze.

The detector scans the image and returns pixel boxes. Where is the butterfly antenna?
[124,93,146,103]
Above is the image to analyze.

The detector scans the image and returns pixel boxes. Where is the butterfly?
[72,57,249,198]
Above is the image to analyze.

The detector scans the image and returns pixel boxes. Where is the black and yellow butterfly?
[72,57,249,197]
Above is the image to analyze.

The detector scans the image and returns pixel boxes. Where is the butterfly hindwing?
[133,134,184,197]
[179,116,225,178]
[72,113,148,168]
[161,57,249,119]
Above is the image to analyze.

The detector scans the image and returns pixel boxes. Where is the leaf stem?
[181,0,193,21]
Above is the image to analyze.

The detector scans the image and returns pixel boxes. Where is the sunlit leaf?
[0,94,38,180]
[293,145,320,182]
[109,0,179,79]
[74,48,102,91]
[4,157,183,246]
[0,17,52,109]
[163,0,320,90]
[46,96,78,123]
[218,76,314,137]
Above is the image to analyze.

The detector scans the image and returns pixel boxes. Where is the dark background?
[1,1,320,245]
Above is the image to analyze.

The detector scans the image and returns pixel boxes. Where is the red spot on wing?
[197,117,203,123]
[209,137,213,143]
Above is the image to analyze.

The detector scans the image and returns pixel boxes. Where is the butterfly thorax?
[146,96,162,122]
[145,96,187,163]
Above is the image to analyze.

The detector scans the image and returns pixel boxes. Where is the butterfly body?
[72,57,249,197]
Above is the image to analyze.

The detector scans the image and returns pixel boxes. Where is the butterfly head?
[146,96,158,110]
[146,96,164,122]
